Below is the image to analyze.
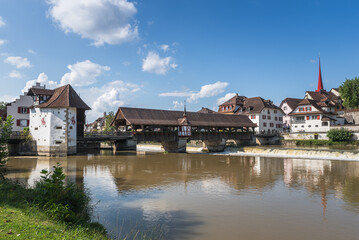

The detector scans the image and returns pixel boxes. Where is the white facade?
[7,94,33,131]
[7,83,45,132]
[291,104,334,133]
[247,108,284,134]
[30,107,77,155]
[281,102,293,130]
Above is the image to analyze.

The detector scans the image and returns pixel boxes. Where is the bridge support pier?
[114,139,137,151]
[161,139,187,153]
[203,138,227,152]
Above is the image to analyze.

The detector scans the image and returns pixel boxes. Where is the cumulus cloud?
[172,100,184,110]
[160,44,169,52]
[47,0,138,46]
[187,82,228,103]
[0,95,16,103]
[80,80,143,119]
[4,56,32,69]
[9,70,22,79]
[0,39,6,46]
[60,60,110,87]
[309,59,316,64]
[159,91,193,97]
[0,16,5,27]
[22,73,59,94]
[142,51,177,75]
[217,92,236,105]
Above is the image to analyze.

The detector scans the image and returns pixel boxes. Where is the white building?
[27,84,90,155]
[280,98,303,132]
[6,83,45,132]
[218,95,284,134]
[289,98,343,133]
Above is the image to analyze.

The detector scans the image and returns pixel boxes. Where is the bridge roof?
[112,107,256,128]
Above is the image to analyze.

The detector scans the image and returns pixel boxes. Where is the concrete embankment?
[221,146,359,161]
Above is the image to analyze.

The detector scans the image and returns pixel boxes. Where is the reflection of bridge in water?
[81,107,258,153]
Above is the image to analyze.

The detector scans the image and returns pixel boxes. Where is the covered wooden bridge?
[111,107,257,152]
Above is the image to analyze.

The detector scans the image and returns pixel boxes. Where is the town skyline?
[1,0,359,121]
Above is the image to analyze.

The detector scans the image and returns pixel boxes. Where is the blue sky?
[0,0,359,121]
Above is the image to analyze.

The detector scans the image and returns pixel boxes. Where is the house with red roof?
[27,84,91,156]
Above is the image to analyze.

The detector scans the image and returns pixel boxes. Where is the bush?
[34,163,92,224]
[20,127,32,141]
[0,116,13,180]
[327,128,353,142]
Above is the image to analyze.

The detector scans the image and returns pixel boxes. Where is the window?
[55,126,62,130]
[263,122,267,127]
[308,125,311,127]
[267,110,270,114]
[268,116,271,120]
[296,116,305,121]
[262,115,266,119]
[311,115,316,120]
[270,123,274,127]
[283,106,287,110]
[18,107,29,114]
[279,117,283,121]
[275,117,278,121]
[274,110,277,113]
[315,125,318,127]
[306,107,312,111]
[251,115,256,119]
[55,141,62,144]
[322,122,328,126]
[16,119,29,127]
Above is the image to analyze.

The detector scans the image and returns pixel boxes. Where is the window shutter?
[27,120,29,126]
[306,116,309,120]
[317,115,320,120]
[18,107,21,113]
[27,108,30,113]
[16,119,20,126]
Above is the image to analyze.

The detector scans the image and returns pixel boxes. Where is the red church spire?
[316,57,324,92]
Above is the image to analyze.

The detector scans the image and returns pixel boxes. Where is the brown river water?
[6,151,359,240]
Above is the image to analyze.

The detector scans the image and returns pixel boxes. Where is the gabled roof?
[197,107,216,114]
[288,99,334,115]
[112,107,256,128]
[240,97,282,114]
[280,98,303,110]
[306,90,340,107]
[27,88,55,96]
[37,84,91,110]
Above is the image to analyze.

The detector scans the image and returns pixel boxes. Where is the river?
[6,151,359,240]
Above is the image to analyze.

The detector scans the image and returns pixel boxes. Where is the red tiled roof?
[37,84,91,110]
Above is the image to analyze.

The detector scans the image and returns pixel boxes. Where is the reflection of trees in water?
[283,158,359,214]
[7,153,359,214]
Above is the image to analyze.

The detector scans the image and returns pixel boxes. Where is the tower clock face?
[41,117,46,125]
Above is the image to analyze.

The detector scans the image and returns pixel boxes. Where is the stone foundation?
[203,138,226,152]
[161,139,187,153]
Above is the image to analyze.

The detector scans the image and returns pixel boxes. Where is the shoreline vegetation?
[0,166,110,240]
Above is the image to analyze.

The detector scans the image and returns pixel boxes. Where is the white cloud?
[60,60,110,87]
[160,44,169,52]
[0,39,6,46]
[172,100,184,110]
[187,82,228,103]
[0,95,16,103]
[22,73,59,94]
[309,59,316,64]
[159,91,193,97]
[142,51,177,75]
[28,49,36,54]
[81,80,143,119]
[0,16,5,27]
[9,70,22,79]
[47,0,138,47]
[4,56,32,69]
[217,92,236,105]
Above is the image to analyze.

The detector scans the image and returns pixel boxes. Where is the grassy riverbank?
[284,139,359,146]
[0,180,109,240]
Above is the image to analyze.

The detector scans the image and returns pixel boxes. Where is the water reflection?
[6,153,359,240]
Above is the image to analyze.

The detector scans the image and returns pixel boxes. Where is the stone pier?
[203,138,227,152]
[161,139,187,153]
[114,139,137,151]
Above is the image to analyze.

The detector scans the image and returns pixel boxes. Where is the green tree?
[0,101,7,110]
[0,116,14,179]
[327,128,353,142]
[103,111,115,133]
[339,77,359,109]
